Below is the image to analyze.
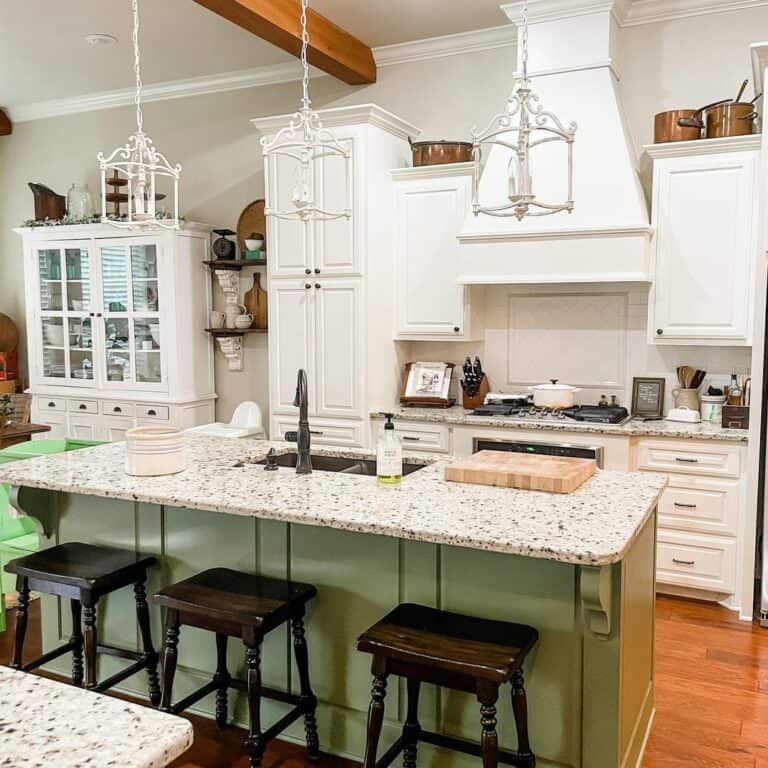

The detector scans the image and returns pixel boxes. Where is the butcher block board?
[444,451,596,494]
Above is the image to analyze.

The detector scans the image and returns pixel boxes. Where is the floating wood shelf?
[203,258,266,270]
[205,327,268,337]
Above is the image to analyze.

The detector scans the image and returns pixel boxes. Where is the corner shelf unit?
[203,258,266,270]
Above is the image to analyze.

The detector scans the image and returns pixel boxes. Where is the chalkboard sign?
[632,377,665,417]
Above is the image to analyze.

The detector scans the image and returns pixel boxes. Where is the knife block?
[461,375,490,410]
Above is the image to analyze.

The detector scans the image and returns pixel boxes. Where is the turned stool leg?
[512,669,535,766]
[403,678,421,768]
[160,609,180,712]
[244,641,266,768]
[10,577,30,670]
[70,600,83,686]
[291,609,319,759]
[362,668,388,768]
[478,683,500,768]
[214,633,230,727]
[82,596,99,690]
[134,581,161,706]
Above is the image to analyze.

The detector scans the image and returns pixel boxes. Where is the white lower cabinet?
[656,530,737,595]
[372,420,451,453]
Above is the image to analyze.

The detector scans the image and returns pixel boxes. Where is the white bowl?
[245,238,264,251]
[125,426,185,476]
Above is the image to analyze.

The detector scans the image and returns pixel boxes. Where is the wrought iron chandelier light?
[261,0,352,222]
[97,0,181,229]
[471,0,576,220]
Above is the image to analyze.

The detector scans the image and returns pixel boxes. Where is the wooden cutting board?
[444,450,596,494]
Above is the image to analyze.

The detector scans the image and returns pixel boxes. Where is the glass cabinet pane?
[101,246,129,313]
[104,318,133,383]
[40,317,65,378]
[134,317,162,384]
[68,317,93,381]
[38,249,63,311]
[65,248,91,312]
[131,246,159,312]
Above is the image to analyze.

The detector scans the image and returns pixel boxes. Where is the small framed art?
[631,377,665,418]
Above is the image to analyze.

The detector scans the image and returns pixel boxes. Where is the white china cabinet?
[391,163,479,340]
[16,223,216,441]
[645,136,761,346]
[253,104,417,447]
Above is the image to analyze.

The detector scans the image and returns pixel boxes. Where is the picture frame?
[631,377,665,418]
[400,362,456,408]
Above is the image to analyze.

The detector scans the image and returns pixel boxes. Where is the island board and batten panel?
[0,436,665,768]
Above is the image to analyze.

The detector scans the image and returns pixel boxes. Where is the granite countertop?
[0,436,666,566]
[373,407,749,443]
[0,667,192,768]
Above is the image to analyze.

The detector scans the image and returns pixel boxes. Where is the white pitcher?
[224,303,246,329]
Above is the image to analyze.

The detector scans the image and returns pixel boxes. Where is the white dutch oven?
[125,426,186,477]
[528,379,580,409]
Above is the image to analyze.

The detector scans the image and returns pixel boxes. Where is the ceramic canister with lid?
[700,394,727,423]
[125,426,186,476]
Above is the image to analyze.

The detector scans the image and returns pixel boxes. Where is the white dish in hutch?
[15,222,216,441]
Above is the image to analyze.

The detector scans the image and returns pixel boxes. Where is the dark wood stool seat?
[357,603,538,768]
[6,542,161,705]
[153,568,319,768]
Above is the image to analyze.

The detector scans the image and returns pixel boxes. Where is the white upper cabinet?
[392,164,474,340]
[646,137,760,346]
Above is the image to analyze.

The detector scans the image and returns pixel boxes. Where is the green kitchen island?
[0,436,665,768]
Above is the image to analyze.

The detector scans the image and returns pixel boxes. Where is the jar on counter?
[67,184,94,220]
[700,394,726,423]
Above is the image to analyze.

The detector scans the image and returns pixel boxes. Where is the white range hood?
[457,0,652,285]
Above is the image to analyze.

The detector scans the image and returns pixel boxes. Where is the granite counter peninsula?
[0,436,665,768]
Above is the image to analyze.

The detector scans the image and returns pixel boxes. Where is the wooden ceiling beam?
[0,109,12,136]
[192,0,376,85]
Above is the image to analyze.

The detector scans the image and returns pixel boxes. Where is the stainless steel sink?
[254,452,427,476]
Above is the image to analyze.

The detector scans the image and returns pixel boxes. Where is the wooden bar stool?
[357,603,538,768]
[153,567,320,768]
[6,541,161,704]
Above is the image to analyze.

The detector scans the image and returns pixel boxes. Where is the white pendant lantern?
[471,0,576,220]
[97,0,181,229]
[261,0,352,222]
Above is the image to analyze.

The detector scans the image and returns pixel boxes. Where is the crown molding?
[6,25,517,125]
[501,0,768,26]
[390,162,474,181]
[252,103,421,141]
[644,134,762,158]
[374,25,516,67]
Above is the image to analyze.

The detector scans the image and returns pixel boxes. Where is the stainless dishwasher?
[472,437,605,469]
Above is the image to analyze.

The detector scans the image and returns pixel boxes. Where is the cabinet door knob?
[305,283,312,290]
[78,404,87,410]
[315,283,321,289]
[314,268,321,274]
[114,406,122,414]
[48,402,56,408]
[147,409,157,416]
[656,329,663,335]
[305,268,312,275]
[453,326,460,333]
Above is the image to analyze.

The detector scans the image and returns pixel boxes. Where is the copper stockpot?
[654,110,701,143]
[705,102,757,138]
[409,138,473,167]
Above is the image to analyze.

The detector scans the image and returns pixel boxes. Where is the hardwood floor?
[3,595,768,766]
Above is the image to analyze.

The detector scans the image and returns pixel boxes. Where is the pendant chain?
[300,0,310,111]
[521,0,529,79]
[132,0,144,134]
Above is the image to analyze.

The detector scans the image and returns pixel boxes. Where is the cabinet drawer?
[136,404,169,420]
[657,530,736,594]
[35,396,66,413]
[272,416,364,448]
[375,421,450,453]
[68,399,99,414]
[637,441,740,478]
[657,474,739,536]
[101,401,136,418]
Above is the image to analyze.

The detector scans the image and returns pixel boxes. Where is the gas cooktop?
[472,403,631,425]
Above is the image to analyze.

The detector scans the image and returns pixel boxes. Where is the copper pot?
[705,102,757,138]
[654,110,701,143]
[409,138,473,167]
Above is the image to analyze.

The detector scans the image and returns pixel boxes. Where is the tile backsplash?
[399,284,752,413]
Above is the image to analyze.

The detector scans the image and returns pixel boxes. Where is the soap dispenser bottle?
[377,413,403,485]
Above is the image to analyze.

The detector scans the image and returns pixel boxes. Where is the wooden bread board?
[444,451,596,494]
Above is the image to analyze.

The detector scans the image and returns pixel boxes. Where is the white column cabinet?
[646,136,761,346]
[392,164,475,340]
[255,104,418,447]
[17,222,217,440]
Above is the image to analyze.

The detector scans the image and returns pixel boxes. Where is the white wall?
[1,6,765,419]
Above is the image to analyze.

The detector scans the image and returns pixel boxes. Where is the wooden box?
[722,405,749,430]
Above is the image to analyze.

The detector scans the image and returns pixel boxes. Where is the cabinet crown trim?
[391,163,475,182]
[644,135,762,160]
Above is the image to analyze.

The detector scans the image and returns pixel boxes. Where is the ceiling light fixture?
[85,33,118,46]
[260,0,352,222]
[97,0,181,229]
[470,0,576,220]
